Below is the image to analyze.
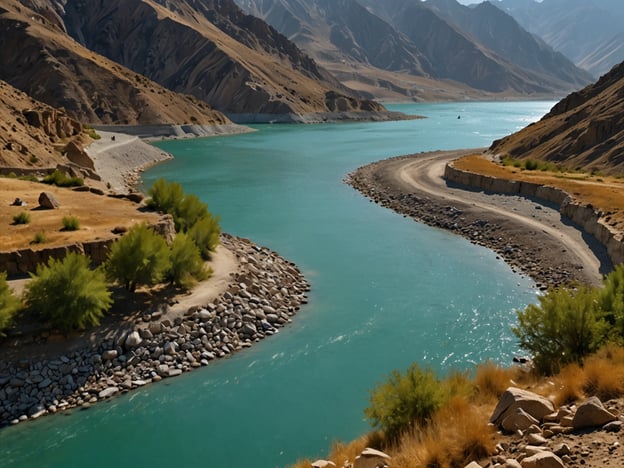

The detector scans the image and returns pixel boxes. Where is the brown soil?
[0,178,160,252]
[454,154,624,233]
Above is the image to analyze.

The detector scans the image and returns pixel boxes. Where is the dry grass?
[453,154,624,231]
[474,361,517,401]
[392,397,496,468]
[553,363,585,406]
[583,355,624,401]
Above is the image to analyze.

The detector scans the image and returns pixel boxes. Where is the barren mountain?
[490,61,624,176]
[238,0,591,99]
[0,79,89,171]
[0,0,231,126]
[495,0,624,78]
[33,0,387,120]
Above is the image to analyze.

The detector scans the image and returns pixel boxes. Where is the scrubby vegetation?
[501,156,561,172]
[12,211,30,225]
[31,232,47,244]
[167,232,210,289]
[61,215,80,231]
[43,169,84,187]
[106,223,170,292]
[514,264,624,374]
[0,272,21,336]
[147,178,221,257]
[24,253,112,333]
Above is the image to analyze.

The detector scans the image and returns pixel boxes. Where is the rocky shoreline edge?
[0,234,310,428]
[346,154,595,289]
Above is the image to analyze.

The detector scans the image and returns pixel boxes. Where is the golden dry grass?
[453,154,624,231]
[474,361,517,401]
[0,178,160,252]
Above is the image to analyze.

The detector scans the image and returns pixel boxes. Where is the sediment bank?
[347,150,611,288]
[0,234,310,428]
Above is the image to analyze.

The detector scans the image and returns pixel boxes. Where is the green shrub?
[106,223,171,291]
[598,264,624,339]
[513,286,609,374]
[524,159,539,171]
[0,272,21,336]
[31,232,47,244]
[24,253,112,333]
[12,211,31,225]
[188,215,221,259]
[147,179,220,248]
[62,216,80,231]
[365,363,445,440]
[43,169,83,187]
[167,233,210,289]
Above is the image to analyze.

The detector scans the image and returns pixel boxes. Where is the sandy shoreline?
[347,149,611,288]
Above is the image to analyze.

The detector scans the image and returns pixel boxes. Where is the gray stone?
[572,396,616,429]
[98,387,119,399]
[101,350,118,361]
[38,192,60,209]
[124,331,142,349]
[520,452,565,468]
[501,408,540,432]
[163,342,177,356]
[491,388,554,427]
[241,323,257,336]
[311,460,336,468]
[353,448,391,468]
[38,378,52,389]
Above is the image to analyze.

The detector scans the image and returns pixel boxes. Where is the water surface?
[1,102,554,467]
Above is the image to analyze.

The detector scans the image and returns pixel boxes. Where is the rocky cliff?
[0,79,90,172]
[37,0,386,119]
[1,0,232,125]
[490,61,624,176]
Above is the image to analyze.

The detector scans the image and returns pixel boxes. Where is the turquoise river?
[1,102,556,467]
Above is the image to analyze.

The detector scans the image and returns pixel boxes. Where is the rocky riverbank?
[0,234,310,428]
[346,152,607,288]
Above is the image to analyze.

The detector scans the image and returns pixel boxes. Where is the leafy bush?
[167,233,210,289]
[147,178,221,254]
[12,211,31,225]
[106,223,170,291]
[43,169,83,187]
[188,214,221,259]
[24,253,112,333]
[513,286,609,374]
[598,264,624,338]
[365,363,445,440]
[62,216,80,231]
[0,272,21,336]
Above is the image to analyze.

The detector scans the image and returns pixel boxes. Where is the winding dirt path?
[397,151,603,283]
[349,150,610,287]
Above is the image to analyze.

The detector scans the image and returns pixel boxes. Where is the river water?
[1,102,554,467]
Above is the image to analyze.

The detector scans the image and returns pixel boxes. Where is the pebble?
[0,235,310,427]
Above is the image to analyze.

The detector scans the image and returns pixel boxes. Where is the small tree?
[106,223,170,291]
[147,179,184,224]
[0,272,21,335]
[24,253,112,333]
[188,214,221,259]
[365,363,445,440]
[599,264,624,338]
[513,286,608,374]
[167,233,210,289]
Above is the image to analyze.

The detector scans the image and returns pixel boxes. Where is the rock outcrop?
[490,61,624,176]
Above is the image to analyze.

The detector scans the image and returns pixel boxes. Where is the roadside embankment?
[444,163,624,266]
[0,234,310,428]
[347,150,610,288]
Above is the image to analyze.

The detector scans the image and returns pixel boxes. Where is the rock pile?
[473,387,622,468]
[0,234,310,427]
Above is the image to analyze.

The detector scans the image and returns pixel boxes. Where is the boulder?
[491,388,554,427]
[101,350,118,361]
[98,387,119,399]
[464,462,483,468]
[353,448,391,468]
[38,192,60,209]
[124,331,142,349]
[502,408,540,432]
[520,452,564,468]
[311,460,336,468]
[572,396,616,429]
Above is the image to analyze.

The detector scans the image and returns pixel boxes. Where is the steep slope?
[41,0,387,120]
[425,0,592,88]
[360,0,590,94]
[0,0,231,125]
[490,61,624,176]
[495,0,624,78]
[0,79,90,171]
[241,0,590,97]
